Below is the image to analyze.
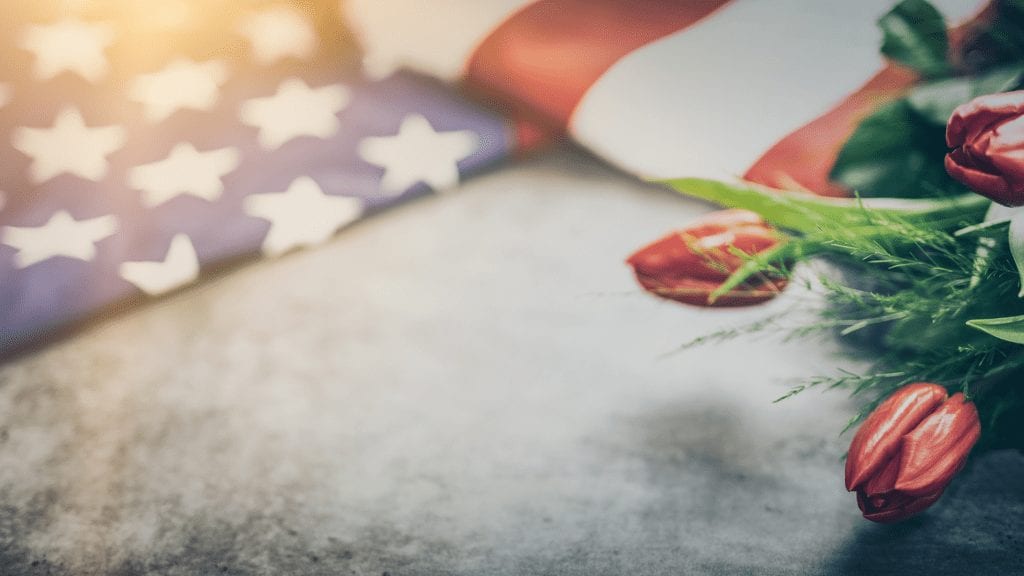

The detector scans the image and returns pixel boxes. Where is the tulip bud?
[945,90,1024,206]
[845,383,981,523]
[626,209,787,307]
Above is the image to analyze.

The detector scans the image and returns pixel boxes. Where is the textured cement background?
[0,148,1021,575]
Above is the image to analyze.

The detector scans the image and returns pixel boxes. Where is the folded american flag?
[0,0,986,355]
[0,1,527,354]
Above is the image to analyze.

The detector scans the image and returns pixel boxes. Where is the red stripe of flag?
[466,0,731,127]
[743,65,917,197]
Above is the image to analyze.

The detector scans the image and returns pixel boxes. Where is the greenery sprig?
[655,174,1024,447]
[647,0,1024,451]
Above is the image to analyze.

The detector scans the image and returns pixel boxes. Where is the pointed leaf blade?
[967,315,1024,344]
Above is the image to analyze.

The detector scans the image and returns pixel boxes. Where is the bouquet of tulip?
[628,0,1024,522]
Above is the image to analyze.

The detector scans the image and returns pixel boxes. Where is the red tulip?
[626,209,787,307]
[945,90,1024,206]
[845,383,981,523]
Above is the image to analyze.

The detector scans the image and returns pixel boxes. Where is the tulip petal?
[627,209,786,307]
[988,116,1024,190]
[858,487,944,523]
[945,92,1024,205]
[895,393,981,497]
[947,90,1024,147]
[945,152,1017,205]
[627,234,697,278]
[862,453,900,497]
[632,273,786,307]
[845,383,948,492]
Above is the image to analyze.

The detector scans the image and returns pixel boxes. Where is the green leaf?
[967,315,1024,344]
[962,0,1024,68]
[829,100,957,198]
[1009,212,1024,297]
[906,65,1024,125]
[657,177,988,235]
[879,0,951,77]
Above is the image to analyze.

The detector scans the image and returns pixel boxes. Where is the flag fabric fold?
[347,0,986,188]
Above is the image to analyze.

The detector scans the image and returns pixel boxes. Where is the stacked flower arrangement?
[628,0,1024,522]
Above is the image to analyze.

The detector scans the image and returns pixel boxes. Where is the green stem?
[657,178,990,235]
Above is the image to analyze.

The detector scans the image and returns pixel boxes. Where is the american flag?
[0,1,526,354]
[0,0,986,355]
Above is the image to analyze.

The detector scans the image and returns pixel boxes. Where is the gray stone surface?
[0,148,1021,575]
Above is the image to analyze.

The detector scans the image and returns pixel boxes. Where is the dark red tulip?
[945,90,1024,206]
[845,383,981,523]
[626,209,787,307]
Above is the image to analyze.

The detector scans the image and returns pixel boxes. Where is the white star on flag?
[2,210,118,269]
[12,108,126,184]
[20,19,114,82]
[129,143,241,207]
[237,6,316,65]
[129,59,228,122]
[358,114,479,196]
[119,234,200,296]
[244,177,363,256]
[239,79,351,150]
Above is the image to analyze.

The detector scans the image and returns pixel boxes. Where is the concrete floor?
[0,148,1021,575]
